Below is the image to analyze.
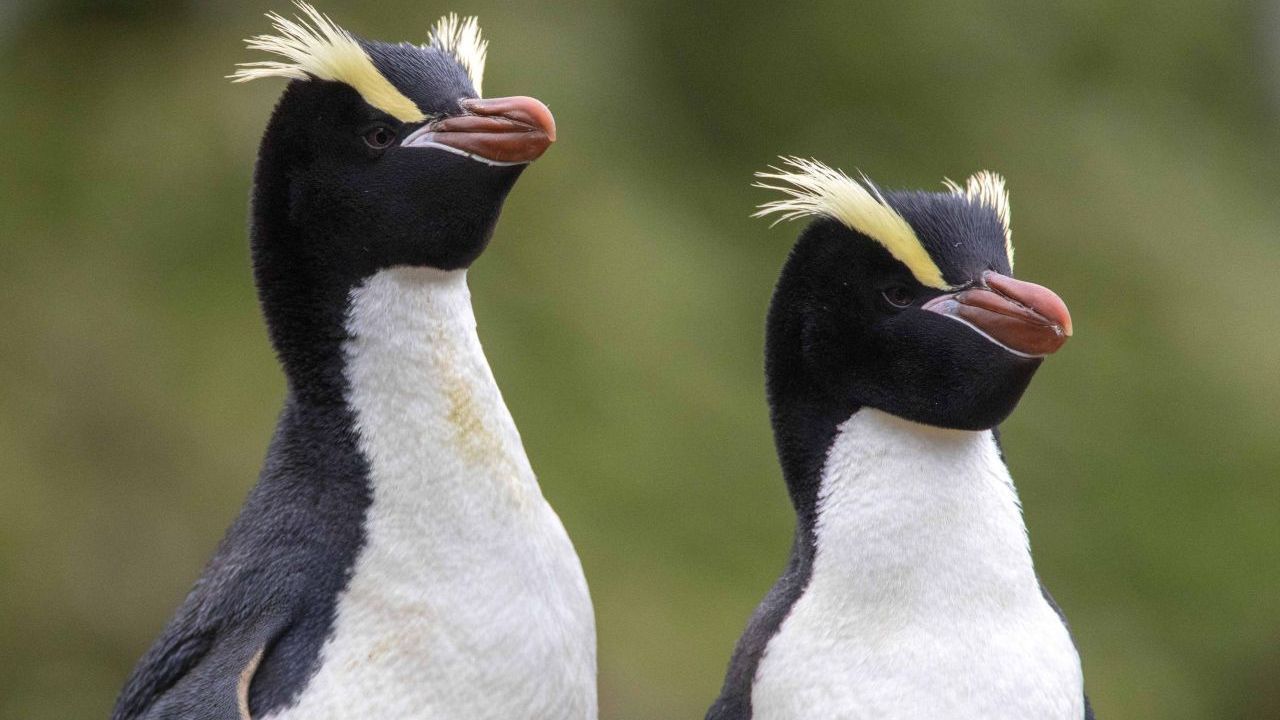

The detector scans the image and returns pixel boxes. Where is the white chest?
[264,268,597,720]
[751,409,1082,720]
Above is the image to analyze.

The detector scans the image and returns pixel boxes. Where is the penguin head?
[235,4,555,275]
[759,158,1072,432]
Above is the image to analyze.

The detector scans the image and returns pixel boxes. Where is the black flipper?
[1040,581,1097,719]
[111,597,289,720]
[111,617,215,720]
[114,397,372,719]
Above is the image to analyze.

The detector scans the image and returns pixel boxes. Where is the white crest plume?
[229,1,426,123]
[945,171,1013,269]
[429,14,488,97]
[754,157,951,290]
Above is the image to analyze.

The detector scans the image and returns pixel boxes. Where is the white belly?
[263,501,595,720]
[751,409,1082,720]
[263,268,597,720]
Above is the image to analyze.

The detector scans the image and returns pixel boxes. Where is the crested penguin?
[706,158,1093,720]
[112,5,595,719]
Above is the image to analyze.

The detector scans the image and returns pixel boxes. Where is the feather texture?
[428,14,488,97]
[945,171,1013,269]
[229,1,426,123]
[754,157,951,290]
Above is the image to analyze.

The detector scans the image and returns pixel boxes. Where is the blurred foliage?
[2,1,1279,718]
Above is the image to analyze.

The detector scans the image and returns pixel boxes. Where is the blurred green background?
[2,0,1279,718]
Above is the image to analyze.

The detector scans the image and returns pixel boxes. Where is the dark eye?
[363,125,395,149]
[880,285,915,308]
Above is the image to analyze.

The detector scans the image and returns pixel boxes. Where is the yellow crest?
[944,171,1014,269]
[428,14,488,97]
[230,2,428,123]
[753,157,952,290]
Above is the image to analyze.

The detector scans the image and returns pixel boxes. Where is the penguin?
[705,157,1094,720]
[111,5,595,719]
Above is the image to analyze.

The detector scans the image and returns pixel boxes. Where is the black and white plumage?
[112,5,594,719]
[706,158,1093,720]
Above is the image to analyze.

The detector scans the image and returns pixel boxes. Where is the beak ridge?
[401,95,556,166]
[923,271,1073,357]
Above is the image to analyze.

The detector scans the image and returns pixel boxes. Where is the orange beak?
[922,271,1073,358]
[401,95,556,166]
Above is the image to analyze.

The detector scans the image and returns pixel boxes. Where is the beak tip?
[1053,307,1073,338]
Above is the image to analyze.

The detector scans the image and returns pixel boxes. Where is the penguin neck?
[763,309,843,529]
[803,407,1040,605]
[341,266,542,517]
[762,300,1036,590]
[250,177,360,406]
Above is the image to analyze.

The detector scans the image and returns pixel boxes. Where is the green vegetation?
[1,1,1278,718]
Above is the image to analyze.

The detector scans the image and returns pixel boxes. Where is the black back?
[112,398,369,719]
[706,229,853,720]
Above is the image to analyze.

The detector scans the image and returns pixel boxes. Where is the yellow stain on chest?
[428,327,526,504]
[444,368,499,466]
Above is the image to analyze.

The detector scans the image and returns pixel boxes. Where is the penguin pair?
[112,4,1091,719]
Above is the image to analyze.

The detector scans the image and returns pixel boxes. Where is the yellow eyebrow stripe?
[753,157,951,290]
[229,1,426,123]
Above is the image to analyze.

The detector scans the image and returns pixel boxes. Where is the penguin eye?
[880,285,915,309]
[363,125,396,150]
